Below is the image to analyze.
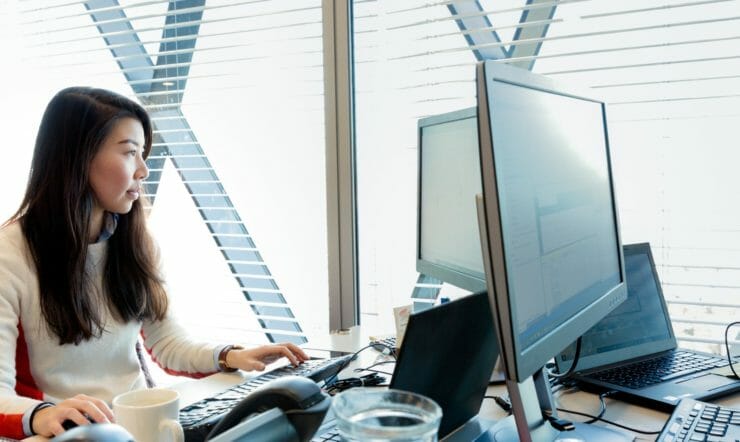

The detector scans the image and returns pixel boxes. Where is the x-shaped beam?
[83,0,306,344]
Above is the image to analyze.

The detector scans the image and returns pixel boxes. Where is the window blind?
[353,0,740,352]
[9,0,329,350]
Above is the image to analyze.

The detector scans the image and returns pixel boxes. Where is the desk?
[305,326,740,441]
[168,326,740,441]
[23,327,740,441]
[168,373,674,441]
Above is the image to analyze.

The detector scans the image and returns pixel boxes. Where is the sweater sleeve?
[0,229,44,439]
[140,315,220,379]
[138,236,223,378]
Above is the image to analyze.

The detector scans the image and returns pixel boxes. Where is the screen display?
[559,246,673,364]
[419,116,484,282]
[490,80,622,352]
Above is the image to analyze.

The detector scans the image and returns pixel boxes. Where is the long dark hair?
[10,87,168,345]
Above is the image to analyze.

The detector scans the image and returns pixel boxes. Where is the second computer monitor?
[476,61,630,441]
[416,107,486,292]
[477,61,627,382]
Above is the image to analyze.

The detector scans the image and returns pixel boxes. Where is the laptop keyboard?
[180,355,352,441]
[591,350,730,390]
[657,398,740,441]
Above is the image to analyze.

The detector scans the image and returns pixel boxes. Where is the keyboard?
[369,336,398,355]
[180,355,352,442]
[591,351,730,390]
[657,398,740,442]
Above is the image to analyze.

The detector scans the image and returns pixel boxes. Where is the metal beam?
[323,0,359,330]
[447,1,507,61]
[508,0,559,71]
[84,0,306,344]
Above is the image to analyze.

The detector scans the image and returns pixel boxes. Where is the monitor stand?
[477,369,634,442]
[478,416,634,442]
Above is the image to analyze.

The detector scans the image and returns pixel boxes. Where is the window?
[353,0,740,352]
[0,0,330,382]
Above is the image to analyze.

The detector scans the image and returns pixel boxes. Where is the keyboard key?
[180,354,352,439]
[593,351,724,389]
[657,399,740,442]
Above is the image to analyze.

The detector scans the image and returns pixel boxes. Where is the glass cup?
[332,388,442,442]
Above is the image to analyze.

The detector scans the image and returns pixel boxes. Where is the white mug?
[112,388,184,442]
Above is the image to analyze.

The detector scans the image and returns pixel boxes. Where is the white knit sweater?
[0,222,221,438]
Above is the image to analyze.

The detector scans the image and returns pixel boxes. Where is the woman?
[0,87,308,438]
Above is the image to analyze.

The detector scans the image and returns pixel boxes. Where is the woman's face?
[89,117,148,215]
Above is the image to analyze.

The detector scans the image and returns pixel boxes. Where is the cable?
[555,407,662,435]
[321,345,367,388]
[724,321,740,379]
[547,388,661,435]
[581,391,611,424]
[550,382,578,396]
[369,338,398,357]
[353,359,395,375]
[325,373,387,396]
[322,343,396,389]
[355,367,394,376]
[368,342,397,357]
[490,389,660,435]
[548,337,582,380]
[484,395,512,413]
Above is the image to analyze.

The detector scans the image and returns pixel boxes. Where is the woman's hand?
[227,343,310,371]
[31,394,114,437]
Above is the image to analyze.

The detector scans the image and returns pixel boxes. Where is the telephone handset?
[206,375,330,442]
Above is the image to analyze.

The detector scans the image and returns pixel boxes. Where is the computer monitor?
[416,107,487,292]
[475,61,631,441]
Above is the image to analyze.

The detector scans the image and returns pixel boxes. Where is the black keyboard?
[591,351,730,390]
[369,336,398,355]
[657,398,740,442]
[180,355,352,442]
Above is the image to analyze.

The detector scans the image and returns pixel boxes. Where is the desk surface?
[24,326,740,441]
[170,356,732,441]
[176,326,740,441]
[169,374,692,441]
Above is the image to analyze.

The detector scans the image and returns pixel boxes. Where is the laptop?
[555,242,740,411]
[313,291,499,441]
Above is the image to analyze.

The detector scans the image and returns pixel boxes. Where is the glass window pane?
[353,0,740,352]
[0,1,330,380]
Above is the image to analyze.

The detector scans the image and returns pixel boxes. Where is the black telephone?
[205,375,330,442]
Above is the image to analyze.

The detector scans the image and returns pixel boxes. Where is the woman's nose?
[135,155,149,180]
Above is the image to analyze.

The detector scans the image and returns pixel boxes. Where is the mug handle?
[160,419,185,442]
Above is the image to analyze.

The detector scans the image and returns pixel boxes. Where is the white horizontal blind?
[3,0,329,363]
[531,0,740,353]
[354,0,740,352]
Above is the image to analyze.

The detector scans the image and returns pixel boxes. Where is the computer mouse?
[207,375,330,441]
[50,423,134,442]
[61,419,78,431]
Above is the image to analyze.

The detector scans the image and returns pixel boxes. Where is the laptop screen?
[390,292,498,438]
[557,243,676,372]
